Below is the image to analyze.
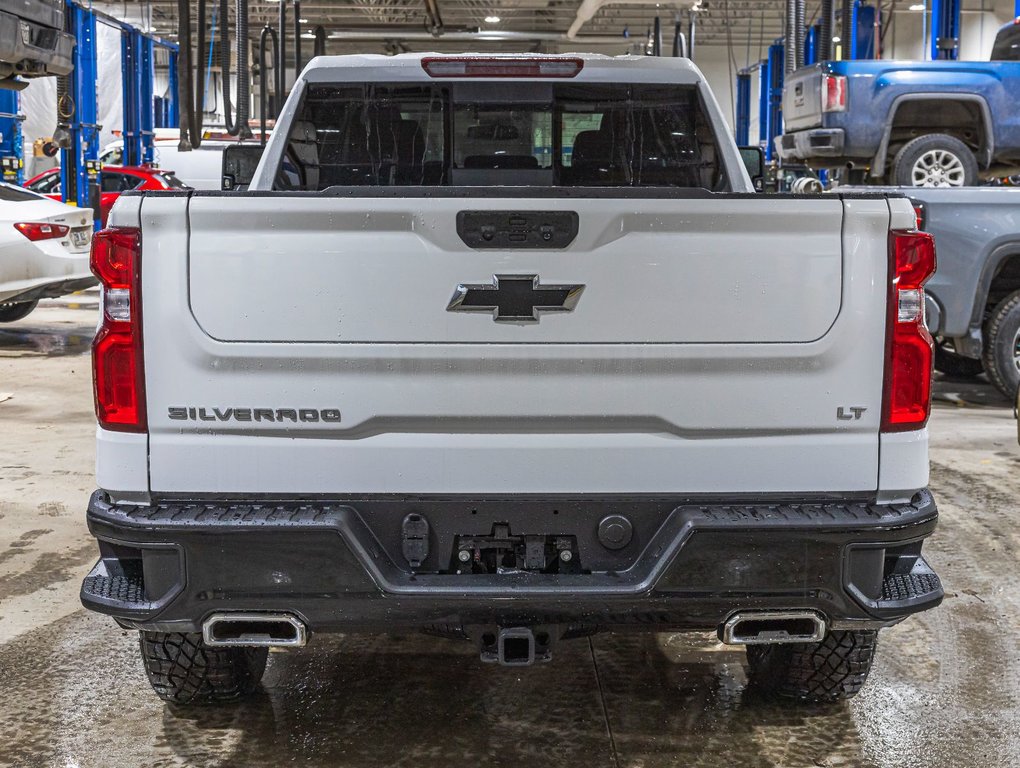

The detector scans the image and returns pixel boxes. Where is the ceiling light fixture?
[832,35,841,42]
[908,3,925,8]
[484,15,501,23]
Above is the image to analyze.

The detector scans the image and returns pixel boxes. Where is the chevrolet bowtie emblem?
[447,274,584,323]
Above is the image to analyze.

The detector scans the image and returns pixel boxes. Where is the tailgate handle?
[456,211,579,250]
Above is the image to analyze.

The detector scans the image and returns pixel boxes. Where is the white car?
[0,182,94,322]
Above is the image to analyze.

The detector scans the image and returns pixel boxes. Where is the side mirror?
[738,146,765,192]
[222,144,266,192]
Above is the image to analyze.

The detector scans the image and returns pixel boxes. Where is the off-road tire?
[0,300,38,323]
[934,344,984,378]
[745,629,878,703]
[139,631,268,705]
[892,134,978,187]
[982,289,1020,399]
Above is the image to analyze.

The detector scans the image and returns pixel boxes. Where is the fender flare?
[870,92,995,178]
[969,241,1020,335]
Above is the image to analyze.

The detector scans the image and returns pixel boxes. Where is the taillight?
[91,227,145,432]
[421,57,584,78]
[14,222,70,241]
[822,74,847,112]
[883,230,936,432]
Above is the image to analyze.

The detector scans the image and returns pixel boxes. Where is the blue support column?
[931,0,961,60]
[60,1,100,213]
[139,33,155,164]
[121,30,140,166]
[735,71,751,146]
[805,24,820,64]
[766,41,784,160]
[854,4,877,59]
[0,89,25,185]
[758,60,770,146]
[166,48,180,129]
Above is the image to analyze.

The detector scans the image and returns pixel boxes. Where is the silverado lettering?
[168,406,341,423]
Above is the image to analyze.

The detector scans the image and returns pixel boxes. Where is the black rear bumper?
[81,490,943,635]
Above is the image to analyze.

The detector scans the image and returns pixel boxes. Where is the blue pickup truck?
[778,19,1020,187]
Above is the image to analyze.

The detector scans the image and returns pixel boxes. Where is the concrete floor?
[1,304,1019,768]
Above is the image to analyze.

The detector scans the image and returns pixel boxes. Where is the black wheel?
[139,631,268,705]
[746,629,878,703]
[933,343,984,378]
[981,289,1020,399]
[892,134,978,187]
[0,300,38,323]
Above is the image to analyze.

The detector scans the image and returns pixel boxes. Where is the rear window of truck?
[275,82,725,191]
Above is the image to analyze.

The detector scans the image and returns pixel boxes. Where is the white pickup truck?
[80,53,943,706]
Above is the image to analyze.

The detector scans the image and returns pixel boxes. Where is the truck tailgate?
[187,196,842,344]
[783,66,824,132]
[138,193,892,496]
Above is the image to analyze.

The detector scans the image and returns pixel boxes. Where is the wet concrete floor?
[0,305,1018,767]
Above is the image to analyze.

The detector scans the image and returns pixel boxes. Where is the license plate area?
[71,228,91,247]
[451,524,583,575]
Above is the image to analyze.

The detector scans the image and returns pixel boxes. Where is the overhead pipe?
[672,21,687,56]
[294,0,302,77]
[220,0,252,138]
[840,0,852,57]
[176,0,207,149]
[277,0,286,103]
[322,29,637,44]
[794,0,805,68]
[567,0,686,39]
[258,24,278,145]
[423,0,444,35]
[687,10,696,59]
[785,0,798,73]
[818,0,835,60]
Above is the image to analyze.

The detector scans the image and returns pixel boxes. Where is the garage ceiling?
[114,0,792,56]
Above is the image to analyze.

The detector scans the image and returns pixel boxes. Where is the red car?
[24,165,188,226]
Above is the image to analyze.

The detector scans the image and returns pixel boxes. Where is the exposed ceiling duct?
[566,0,691,39]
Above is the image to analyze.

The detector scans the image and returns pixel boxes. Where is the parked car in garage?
[24,165,188,226]
[81,54,943,708]
[0,182,93,321]
[778,18,1020,187]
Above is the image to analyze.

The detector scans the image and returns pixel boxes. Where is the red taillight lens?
[91,227,145,432]
[883,230,936,432]
[421,57,584,78]
[14,222,70,241]
[91,227,139,289]
[822,74,847,112]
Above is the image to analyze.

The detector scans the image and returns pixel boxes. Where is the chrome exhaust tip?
[721,611,827,645]
[202,612,308,647]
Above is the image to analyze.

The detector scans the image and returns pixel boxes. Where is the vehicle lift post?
[0,89,25,185]
[764,41,784,161]
[735,70,751,147]
[122,29,156,166]
[59,1,100,214]
[930,0,961,60]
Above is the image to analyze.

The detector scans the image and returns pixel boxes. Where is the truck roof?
[300,52,706,85]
